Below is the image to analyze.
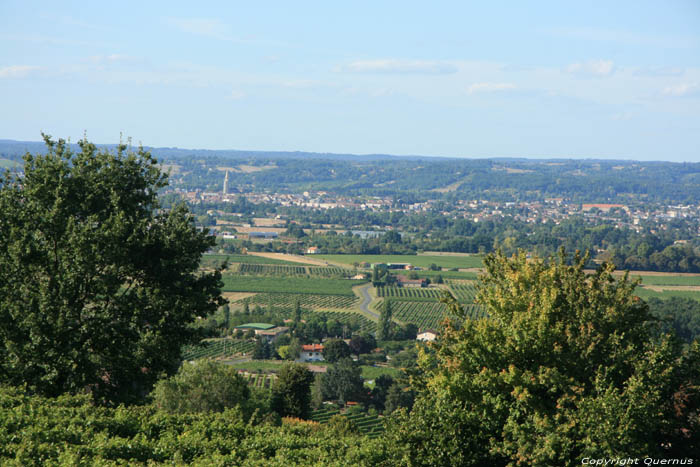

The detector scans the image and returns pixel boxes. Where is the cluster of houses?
[233,322,438,362]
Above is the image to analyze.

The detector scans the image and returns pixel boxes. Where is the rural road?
[356,283,379,319]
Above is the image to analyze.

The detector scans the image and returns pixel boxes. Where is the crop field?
[376,299,485,329]
[182,338,255,360]
[307,266,349,277]
[201,254,308,268]
[310,310,377,333]
[316,254,483,270]
[395,269,479,280]
[222,275,364,296]
[239,372,277,391]
[239,263,308,275]
[236,263,350,277]
[376,286,444,300]
[310,409,384,438]
[447,282,478,303]
[234,292,358,310]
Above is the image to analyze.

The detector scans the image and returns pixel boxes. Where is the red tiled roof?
[302,344,324,352]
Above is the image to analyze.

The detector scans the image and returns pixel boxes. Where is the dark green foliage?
[349,333,377,356]
[322,338,352,363]
[0,136,224,405]
[383,382,415,415]
[151,360,250,413]
[271,363,314,418]
[321,358,366,404]
[378,299,394,340]
[648,296,700,343]
[253,338,273,360]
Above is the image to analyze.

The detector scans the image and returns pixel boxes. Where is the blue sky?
[1,1,699,161]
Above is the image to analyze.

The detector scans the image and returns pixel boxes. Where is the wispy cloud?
[564,60,615,76]
[546,27,697,49]
[0,65,41,78]
[662,83,699,97]
[335,59,458,74]
[88,54,136,64]
[228,90,246,100]
[468,82,516,94]
[166,17,231,40]
[164,17,289,47]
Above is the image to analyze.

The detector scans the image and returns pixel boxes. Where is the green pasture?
[635,288,700,301]
[316,254,483,270]
[632,275,700,287]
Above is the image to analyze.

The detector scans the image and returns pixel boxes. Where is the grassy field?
[634,275,700,286]
[635,288,700,301]
[222,275,365,296]
[316,254,483,269]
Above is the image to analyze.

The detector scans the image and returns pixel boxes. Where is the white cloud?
[565,60,615,76]
[468,82,516,94]
[0,65,41,78]
[662,83,699,97]
[336,59,458,74]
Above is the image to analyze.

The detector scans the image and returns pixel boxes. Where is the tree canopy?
[0,136,224,404]
[387,250,700,465]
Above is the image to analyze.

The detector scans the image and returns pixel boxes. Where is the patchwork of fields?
[193,253,700,358]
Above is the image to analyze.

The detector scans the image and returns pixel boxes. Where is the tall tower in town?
[223,170,229,195]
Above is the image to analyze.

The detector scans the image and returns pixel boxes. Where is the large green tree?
[387,250,700,465]
[271,362,314,418]
[0,136,224,404]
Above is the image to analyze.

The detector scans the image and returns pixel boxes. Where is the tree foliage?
[151,360,249,413]
[322,338,352,363]
[378,299,394,341]
[387,250,700,465]
[0,136,224,404]
[271,363,314,418]
[321,358,365,404]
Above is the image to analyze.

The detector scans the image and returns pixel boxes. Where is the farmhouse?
[397,275,427,288]
[255,326,290,342]
[234,323,276,331]
[417,330,438,342]
[297,344,324,362]
[306,246,320,254]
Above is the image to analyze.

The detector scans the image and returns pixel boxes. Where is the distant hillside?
[1,139,699,204]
